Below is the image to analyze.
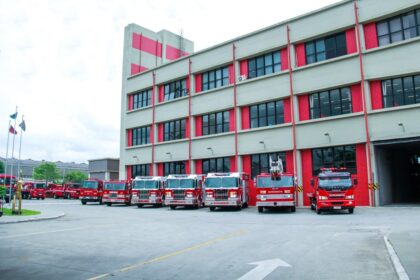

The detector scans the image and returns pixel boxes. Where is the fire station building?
[120,0,420,207]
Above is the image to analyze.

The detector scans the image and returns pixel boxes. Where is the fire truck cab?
[79,179,104,205]
[308,168,358,214]
[165,174,204,210]
[29,182,46,200]
[131,176,166,208]
[204,172,249,211]
[102,180,132,206]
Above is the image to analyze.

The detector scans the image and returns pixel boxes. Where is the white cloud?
[0,0,339,164]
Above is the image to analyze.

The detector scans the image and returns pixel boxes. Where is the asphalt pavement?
[0,199,419,280]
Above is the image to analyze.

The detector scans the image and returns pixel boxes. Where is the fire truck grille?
[173,189,185,200]
[138,190,149,199]
[214,189,228,201]
[109,193,117,198]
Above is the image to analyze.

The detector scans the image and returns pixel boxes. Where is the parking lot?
[0,200,419,280]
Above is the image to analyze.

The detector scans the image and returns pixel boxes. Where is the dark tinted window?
[312,145,356,175]
[164,78,187,101]
[163,119,186,141]
[250,100,285,128]
[131,89,152,110]
[202,157,230,174]
[309,87,352,119]
[305,32,347,65]
[202,110,230,136]
[251,152,287,179]
[164,161,186,176]
[248,50,281,79]
[132,126,150,146]
[131,164,150,179]
[382,74,420,108]
[201,66,230,91]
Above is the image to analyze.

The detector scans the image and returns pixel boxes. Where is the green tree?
[64,171,88,183]
[33,162,61,183]
[0,161,4,174]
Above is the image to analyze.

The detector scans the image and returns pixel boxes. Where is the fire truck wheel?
[99,200,103,205]
[28,195,31,200]
[125,202,131,206]
[42,197,45,200]
[209,206,215,211]
[107,203,112,207]
[81,200,87,205]
[310,204,315,211]
[54,194,57,199]
[348,208,354,214]
[316,205,321,215]
[137,204,143,208]
[291,206,296,213]
[37,197,40,200]
[258,206,264,213]
[170,206,177,210]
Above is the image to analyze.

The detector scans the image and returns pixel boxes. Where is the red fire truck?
[48,183,65,199]
[102,180,132,206]
[204,172,250,211]
[255,156,296,213]
[63,182,81,199]
[131,176,166,208]
[308,168,358,214]
[165,174,204,210]
[79,179,104,205]
[29,182,46,200]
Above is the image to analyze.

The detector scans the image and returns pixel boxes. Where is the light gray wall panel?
[293,56,360,94]
[126,73,154,94]
[126,108,153,128]
[154,141,188,162]
[123,146,152,165]
[191,44,232,73]
[235,27,287,59]
[358,0,420,23]
[296,115,366,149]
[237,74,290,106]
[289,2,354,43]
[364,40,420,80]
[369,106,420,141]
[155,98,188,123]
[238,126,293,155]
[128,50,159,72]
[155,60,189,84]
[191,87,234,115]
[191,134,235,159]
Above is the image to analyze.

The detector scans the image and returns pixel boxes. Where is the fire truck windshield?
[319,177,352,190]
[205,177,238,188]
[104,183,126,190]
[167,179,194,189]
[34,183,46,189]
[82,181,98,189]
[133,180,158,189]
[257,176,293,188]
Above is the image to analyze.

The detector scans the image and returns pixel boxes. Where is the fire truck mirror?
[310,179,314,187]
[353,178,358,186]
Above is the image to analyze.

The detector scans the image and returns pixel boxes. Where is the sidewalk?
[0,207,65,224]
[388,231,420,280]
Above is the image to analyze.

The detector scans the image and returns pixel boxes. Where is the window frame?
[132,126,151,146]
[202,157,230,174]
[251,152,287,179]
[249,100,285,129]
[311,145,356,176]
[202,110,230,136]
[305,32,347,65]
[201,66,230,92]
[163,161,186,176]
[381,74,420,108]
[247,50,281,79]
[309,87,352,119]
[131,89,152,110]
[163,119,186,142]
[131,164,150,178]
[163,78,188,102]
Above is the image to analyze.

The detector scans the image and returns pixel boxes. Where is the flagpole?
[4,120,11,176]
[17,115,24,180]
[9,106,18,205]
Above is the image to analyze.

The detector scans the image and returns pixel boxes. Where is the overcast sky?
[0,0,339,164]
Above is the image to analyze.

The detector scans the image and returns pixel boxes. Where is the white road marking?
[384,236,410,280]
[238,258,291,280]
[0,227,94,239]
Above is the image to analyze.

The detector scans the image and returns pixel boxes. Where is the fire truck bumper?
[256,201,295,207]
[133,197,163,205]
[165,198,198,205]
[102,198,126,203]
[318,200,355,210]
[205,199,241,206]
[80,196,100,202]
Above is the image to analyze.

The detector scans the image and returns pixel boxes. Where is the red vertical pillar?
[241,107,250,129]
[346,27,357,54]
[283,98,291,123]
[370,81,383,110]
[301,149,313,206]
[280,48,289,71]
[195,160,202,175]
[295,43,306,67]
[298,95,310,121]
[351,83,363,112]
[363,22,378,49]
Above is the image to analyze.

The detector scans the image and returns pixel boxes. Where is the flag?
[19,120,26,131]
[10,112,18,119]
[9,125,17,135]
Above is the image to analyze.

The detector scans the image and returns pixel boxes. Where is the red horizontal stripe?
[131,63,148,75]
[166,44,189,60]
[132,33,163,57]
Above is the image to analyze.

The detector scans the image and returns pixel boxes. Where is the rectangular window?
[163,119,186,141]
[130,89,152,110]
[250,100,284,129]
[309,87,352,119]
[164,161,186,176]
[131,164,150,178]
[251,152,287,179]
[312,145,356,175]
[377,9,420,47]
[201,66,229,92]
[201,110,230,136]
[132,126,150,146]
[202,157,230,174]
[305,32,347,65]
[247,50,281,79]
[382,74,420,108]
[164,78,187,101]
